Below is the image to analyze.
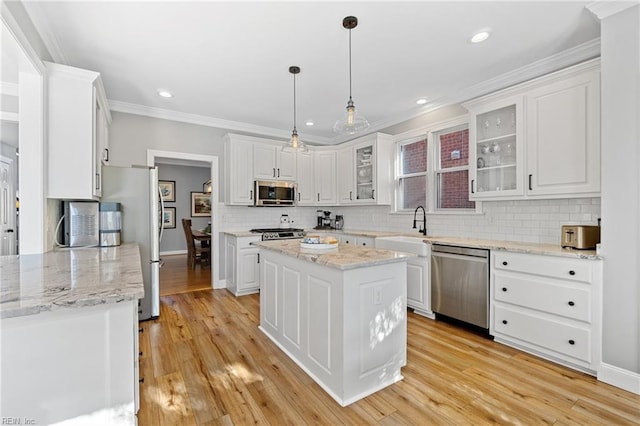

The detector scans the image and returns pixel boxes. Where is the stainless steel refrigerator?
[102,165,163,320]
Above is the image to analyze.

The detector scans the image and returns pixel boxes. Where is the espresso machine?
[315,210,333,229]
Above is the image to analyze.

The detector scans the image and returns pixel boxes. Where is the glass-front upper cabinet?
[355,143,375,201]
[467,95,524,199]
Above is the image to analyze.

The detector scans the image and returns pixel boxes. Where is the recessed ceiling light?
[305,120,315,126]
[416,98,428,105]
[470,30,491,43]
[157,90,173,98]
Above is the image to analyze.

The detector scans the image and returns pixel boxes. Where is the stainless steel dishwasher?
[430,244,490,329]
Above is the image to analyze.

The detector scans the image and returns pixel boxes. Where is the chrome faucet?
[413,205,427,236]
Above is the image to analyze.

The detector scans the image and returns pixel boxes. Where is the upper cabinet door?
[526,70,600,197]
[337,146,354,204]
[314,151,337,205]
[296,151,316,205]
[277,149,297,181]
[253,144,278,180]
[46,62,109,200]
[468,95,525,199]
[225,137,254,205]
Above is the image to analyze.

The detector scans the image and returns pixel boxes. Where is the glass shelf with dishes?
[355,144,374,200]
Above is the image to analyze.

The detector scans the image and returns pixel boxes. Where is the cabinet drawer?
[494,305,590,362]
[238,236,261,249]
[356,237,375,247]
[494,272,591,322]
[494,251,592,283]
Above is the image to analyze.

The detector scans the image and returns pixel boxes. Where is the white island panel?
[257,243,408,407]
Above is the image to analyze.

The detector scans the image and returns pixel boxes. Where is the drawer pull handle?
[502,261,508,266]
[139,351,143,357]
[139,328,143,333]
[569,270,576,276]
[501,287,507,292]
[568,339,575,345]
[139,377,145,384]
[568,301,575,306]
[502,320,508,325]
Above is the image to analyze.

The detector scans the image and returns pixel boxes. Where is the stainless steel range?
[250,228,306,240]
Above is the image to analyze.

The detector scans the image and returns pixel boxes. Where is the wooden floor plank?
[137,262,640,425]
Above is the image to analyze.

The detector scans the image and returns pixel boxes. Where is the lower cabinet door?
[238,249,259,292]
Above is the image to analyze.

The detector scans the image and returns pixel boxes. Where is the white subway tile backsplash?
[216,197,600,245]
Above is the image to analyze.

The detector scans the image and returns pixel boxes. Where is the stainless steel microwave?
[254,180,297,206]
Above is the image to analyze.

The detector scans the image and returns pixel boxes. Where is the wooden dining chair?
[181,218,211,269]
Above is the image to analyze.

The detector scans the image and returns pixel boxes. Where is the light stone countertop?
[226,228,600,259]
[253,239,414,270]
[0,243,145,319]
[423,236,599,259]
[224,230,260,238]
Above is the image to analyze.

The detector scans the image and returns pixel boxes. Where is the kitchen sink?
[375,236,429,257]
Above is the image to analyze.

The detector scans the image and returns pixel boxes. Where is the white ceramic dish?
[300,242,339,250]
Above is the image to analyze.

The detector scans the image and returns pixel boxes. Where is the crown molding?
[0,82,19,96]
[21,1,69,64]
[587,1,639,20]
[1,2,46,74]
[109,100,332,145]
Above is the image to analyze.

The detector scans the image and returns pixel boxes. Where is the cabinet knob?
[139,351,143,357]
[362,242,367,246]
[568,339,575,345]
[139,328,143,333]
[569,270,576,276]
[501,287,507,292]
[502,320,508,325]
[502,261,508,266]
[568,301,575,306]
[139,377,145,384]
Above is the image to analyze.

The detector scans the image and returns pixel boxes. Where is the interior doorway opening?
[147,149,220,295]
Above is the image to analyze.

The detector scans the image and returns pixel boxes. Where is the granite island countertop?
[0,243,145,319]
[253,239,414,270]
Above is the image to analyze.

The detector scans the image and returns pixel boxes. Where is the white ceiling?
[20,1,600,145]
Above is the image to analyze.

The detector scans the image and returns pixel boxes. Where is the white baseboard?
[598,363,640,395]
[214,279,226,290]
[160,250,188,256]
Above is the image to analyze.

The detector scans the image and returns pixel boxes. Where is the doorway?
[0,153,17,255]
[147,149,220,295]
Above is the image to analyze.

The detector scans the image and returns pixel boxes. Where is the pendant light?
[282,66,308,153]
[334,16,369,135]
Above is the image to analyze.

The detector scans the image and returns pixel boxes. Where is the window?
[396,137,427,211]
[433,124,475,210]
[395,120,476,213]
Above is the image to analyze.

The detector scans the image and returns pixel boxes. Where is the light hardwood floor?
[160,254,212,296]
[138,288,640,425]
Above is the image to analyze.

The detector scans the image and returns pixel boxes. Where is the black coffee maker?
[322,211,332,228]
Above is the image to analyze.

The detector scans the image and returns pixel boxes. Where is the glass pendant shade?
[333,98,369,134]
[282,66,308,153]
[334,16,369,135]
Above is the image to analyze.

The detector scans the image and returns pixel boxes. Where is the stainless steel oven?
[431,244,490,329]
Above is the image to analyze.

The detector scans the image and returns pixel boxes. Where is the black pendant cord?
[348,27,353,102]
[293,70,297,131]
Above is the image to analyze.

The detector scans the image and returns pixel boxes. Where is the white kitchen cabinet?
[296,151,316,205]
[225,234,262,296]
[337,146,355,203]
[46,61,111,200]
[467,96,525,199]
[464,58,600,201]
[406,255,432,317]
[314,150,338,205]
[337,133,393,205]
[525,68,600,196]
[490,250,602,374]
[254,143,296,181]
[224,134,255,205]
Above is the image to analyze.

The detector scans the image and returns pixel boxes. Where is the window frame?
[393,116,481,214]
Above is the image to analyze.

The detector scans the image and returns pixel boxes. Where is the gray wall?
[158,163,210,253]
[600,5,639,375]
[108,111,227,191]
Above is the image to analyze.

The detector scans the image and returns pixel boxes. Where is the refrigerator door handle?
[158,186,166,242]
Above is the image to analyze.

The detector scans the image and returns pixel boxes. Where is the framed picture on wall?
[159,180,176,202]
[163,207,176,229]
[191,192,211,217]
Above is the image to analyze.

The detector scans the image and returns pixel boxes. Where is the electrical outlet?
[374,287,382,305]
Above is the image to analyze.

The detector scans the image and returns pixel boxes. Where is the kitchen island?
[0,243,144,425]
[254,239,411,406]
